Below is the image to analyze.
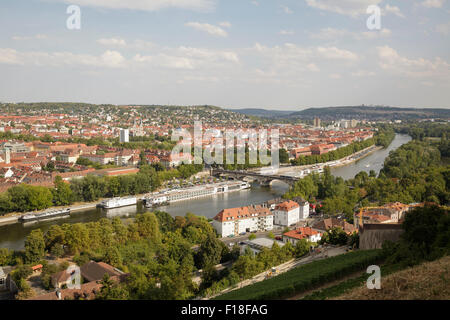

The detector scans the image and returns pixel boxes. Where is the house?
[80,261,124,283]
[29,274,128,300]
[312,218,356,235]
[160,152,193,168]
[292,197,310,220]
[52,268,76,289]
[273,200,300,226]
[242,237,285,255]
[283,227,322,245]
[212,204,273,238]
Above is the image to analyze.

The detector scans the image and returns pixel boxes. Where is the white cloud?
[305,0,382,17]
[383,4,405,18]
[317,46,358,60]
[329,73,341,79]
[351,70,376,77]
[421,0,445,8]
[12,34,48,41]
[0,48,24,65]
[134,54,195,69]
[219,21,232,28]
[279,30,295,35]
[185,22,228,37]
[377,45,450,79]
[0,48,125,68]
[311,27,391,40]
[251,1,259,6]
[281,5,294,14]
[133,46,239,70]
[97,38,127,47]
[50,0,215,12]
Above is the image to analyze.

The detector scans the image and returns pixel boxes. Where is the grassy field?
[301,263,405,300]
[214,249,384,300]
[334,255,450,300]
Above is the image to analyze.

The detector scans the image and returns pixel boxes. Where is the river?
[0,134,411,251]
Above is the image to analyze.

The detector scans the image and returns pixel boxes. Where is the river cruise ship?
[19,208,71,223]
[98,197,137,209]
[144,181,250,208]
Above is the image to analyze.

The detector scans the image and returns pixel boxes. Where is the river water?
[0,134,411,251]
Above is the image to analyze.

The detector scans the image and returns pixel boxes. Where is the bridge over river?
[211,169,300,186]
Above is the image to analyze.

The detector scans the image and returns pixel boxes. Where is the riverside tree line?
[0,164,203,215]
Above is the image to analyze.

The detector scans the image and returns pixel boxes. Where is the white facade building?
[274,200,300,227]
[212,205,273,238]
[120,129,130,143]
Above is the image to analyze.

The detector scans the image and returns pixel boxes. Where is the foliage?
[24,229,46,264]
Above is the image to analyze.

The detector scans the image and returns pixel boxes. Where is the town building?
[120,129,129,143]
[242,237,285,255]
[273,200,300,226]
[212,204,273,237]
[292,197,310,219]
[312,218,356,235]
[283,227,322,244]
[314,117,321,128]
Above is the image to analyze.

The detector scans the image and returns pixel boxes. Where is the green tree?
[24,229,46,264]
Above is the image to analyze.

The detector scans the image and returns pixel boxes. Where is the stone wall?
[359,223,404,250]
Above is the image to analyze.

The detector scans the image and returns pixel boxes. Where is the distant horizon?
[1,101,449,112]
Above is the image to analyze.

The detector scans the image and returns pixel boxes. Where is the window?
[0,278,5,285]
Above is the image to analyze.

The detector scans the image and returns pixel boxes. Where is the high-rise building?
[120,129,129,143]
[314,117,321,128]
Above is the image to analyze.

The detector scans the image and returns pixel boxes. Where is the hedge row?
[215,249,384,300]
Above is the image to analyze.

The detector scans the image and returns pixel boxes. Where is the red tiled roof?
[275,200,299,211]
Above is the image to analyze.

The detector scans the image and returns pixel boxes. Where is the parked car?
[275,236,282,241]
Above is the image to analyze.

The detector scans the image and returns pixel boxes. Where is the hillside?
[334,255,450,300]
[228,108,297,118]
[290,106,450,121]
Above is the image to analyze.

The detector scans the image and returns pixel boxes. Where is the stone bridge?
[211,169,300,186]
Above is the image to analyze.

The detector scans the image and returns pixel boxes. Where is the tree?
[24,229,46,264]
[50,244,64,258]
[279,148,290,164]
[0,248,12,266]
[196,233,223,269]
[294,239,310,258]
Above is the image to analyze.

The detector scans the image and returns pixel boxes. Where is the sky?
[0,0,449,110]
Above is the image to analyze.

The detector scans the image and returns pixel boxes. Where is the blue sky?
[0,0,449,110]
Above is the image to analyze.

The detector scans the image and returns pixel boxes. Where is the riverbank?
[272,144,381,176]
